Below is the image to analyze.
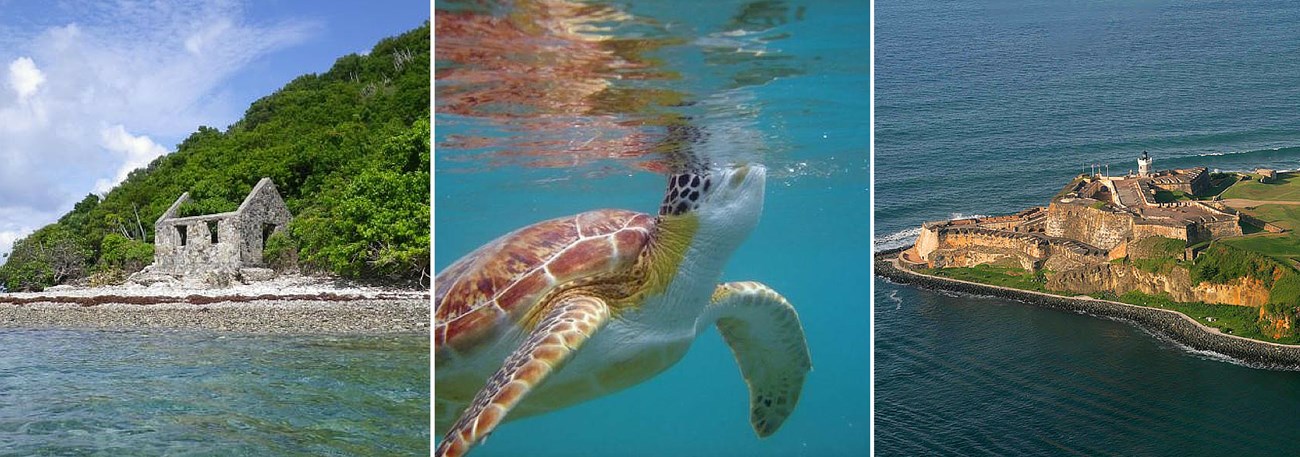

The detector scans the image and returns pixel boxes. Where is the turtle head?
[658,163,766,247]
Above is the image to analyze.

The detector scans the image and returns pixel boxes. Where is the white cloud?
[8,57,44,100]
[0,1,318,257]
[94,125,169,194]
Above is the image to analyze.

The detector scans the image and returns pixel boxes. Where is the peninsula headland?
[884,152,1300,366]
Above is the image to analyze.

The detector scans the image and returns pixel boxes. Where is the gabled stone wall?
[152,178,291,274]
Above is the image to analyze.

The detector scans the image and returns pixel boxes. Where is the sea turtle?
[434,164,811,457]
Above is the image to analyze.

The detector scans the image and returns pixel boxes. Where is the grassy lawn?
[1238,203,1300,231]
[1154,189,1192,203]
[1201,176,1239,198]
[919,264,1050,293]
[1221,234,1300,262]
[1222,172,1300,201]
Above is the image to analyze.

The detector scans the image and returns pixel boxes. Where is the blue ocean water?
[0,330,429,455]
[877,0,1300,454]
[435,1,868,455]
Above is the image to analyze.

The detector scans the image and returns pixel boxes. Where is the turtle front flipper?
[436,295,610,457]
[706,281,812,437]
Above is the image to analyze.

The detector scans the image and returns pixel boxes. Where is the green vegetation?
[1126,236,1187,274]
[1201,175,1239,198]
[1154,189,1192,203]
[1113,291,1300,344]
[1237,204,1300,232]
[0,24,430,291]
[1089,200,1109,210]
[919,265,1051,293]
[1222,172,1300,201]
[1222,234,1300,262]
[1192,243,1287,285]
[1191,243,1300,317]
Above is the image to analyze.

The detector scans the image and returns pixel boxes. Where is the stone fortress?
[137,178,292,284]
[903,153,1244,273]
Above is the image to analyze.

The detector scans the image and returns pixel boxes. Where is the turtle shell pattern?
[435,209,655,351]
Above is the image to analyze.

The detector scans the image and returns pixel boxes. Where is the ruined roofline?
[236,178,279,214]
[155,178,281,226]
[162,212,238,225]
[155,192,190,226]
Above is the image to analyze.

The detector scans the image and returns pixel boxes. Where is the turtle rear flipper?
[436,295,610,457]
[707,281,812,437]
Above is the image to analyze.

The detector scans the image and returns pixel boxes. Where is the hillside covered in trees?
[0,23,430,291]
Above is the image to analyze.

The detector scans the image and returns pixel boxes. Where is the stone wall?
[152,178,291,274]
[919,226,1107,272]
[1189,218,1244,245]
[1044,201,1133,250]
[1132,222,1189,243]
[926,228,1048,270]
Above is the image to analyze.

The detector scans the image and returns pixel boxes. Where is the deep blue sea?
[0,330,429,455]
[435,1,868,455]
[877,0,1300,455]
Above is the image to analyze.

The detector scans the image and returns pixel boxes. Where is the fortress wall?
[1239,213,1286,233]
[926,229,1047,270]
[974,220,1023,231]
[1042,246,1106,272]
[915,225,941,260]
[928,247,1037,271]
[1044,202,1133,250]
[937,231,1048,258]
[1132,223,1190,243]
[1189,219,1244,244]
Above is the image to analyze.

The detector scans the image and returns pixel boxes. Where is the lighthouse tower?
[1138,151,1153,177]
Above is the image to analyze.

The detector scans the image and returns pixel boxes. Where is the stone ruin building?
[150,177,291,277]
[903,152,1244,272]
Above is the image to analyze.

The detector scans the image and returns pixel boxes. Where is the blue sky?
[0,0,429,256]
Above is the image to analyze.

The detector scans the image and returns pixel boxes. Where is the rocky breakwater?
[0,275,430,334]
[875,246,1300,371]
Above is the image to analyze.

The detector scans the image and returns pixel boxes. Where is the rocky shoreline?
[0,276,429,334]
[875,246,1300,371]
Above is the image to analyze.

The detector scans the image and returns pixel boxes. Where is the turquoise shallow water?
[877,0,1300,454]
[435,1,868,455]
[0,329,429,455]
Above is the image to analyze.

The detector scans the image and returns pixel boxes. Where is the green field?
[1201,176,1239,198]
[1238,203,1300,231]
[1224,203,1300,261]
[918,265,1050,292]
[1222,234,1300,263]
[1154,189,1192,203]
[1222,172,1300,201]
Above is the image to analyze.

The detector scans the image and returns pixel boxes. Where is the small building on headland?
[906,152,1241,271]
[152,178,291,274]
[1256,168,1277,183]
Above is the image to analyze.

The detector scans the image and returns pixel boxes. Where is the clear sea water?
[435,1,868,455]
[0,329,429,455]
[877,0,1300,455]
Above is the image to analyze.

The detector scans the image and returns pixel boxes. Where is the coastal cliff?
[1045,263,1270,307]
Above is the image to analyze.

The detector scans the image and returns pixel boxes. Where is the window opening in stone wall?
[262,223,277,248]
[177,225,188,246]
[208,221,219,244]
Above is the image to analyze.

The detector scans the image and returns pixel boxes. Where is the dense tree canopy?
[0,23,431,291]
